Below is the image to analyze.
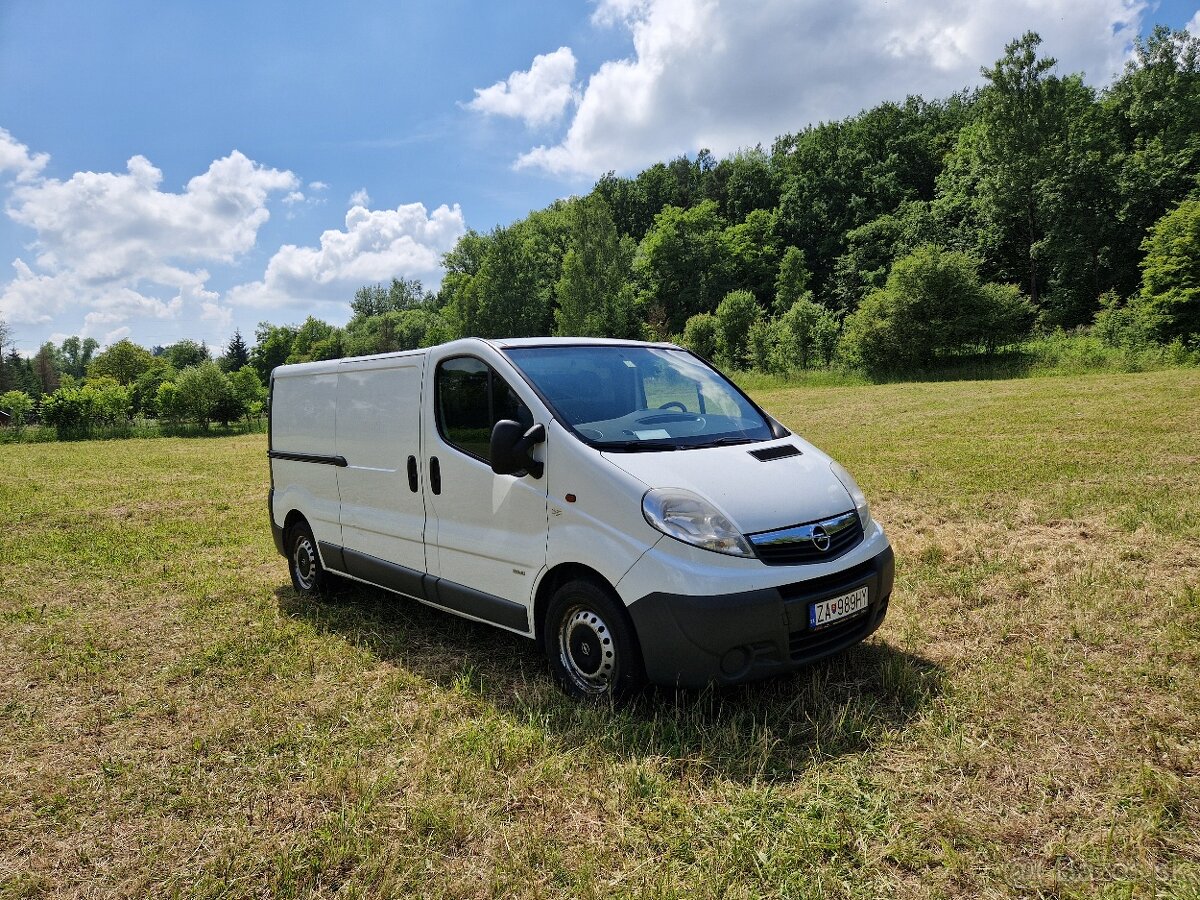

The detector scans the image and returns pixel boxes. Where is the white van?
[268,338,893,697]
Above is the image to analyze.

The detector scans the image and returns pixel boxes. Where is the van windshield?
[504,346,774,451]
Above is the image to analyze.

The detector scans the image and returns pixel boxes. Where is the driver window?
[436,357,531,462]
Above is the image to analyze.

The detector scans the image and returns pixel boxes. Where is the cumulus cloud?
[0,127,49,182]
[467,46,579,127]
[0,147,298,334]
[349,188,371,207]
[1188,10,1200,37]
[101,326,131,346]
[513,0,1146,176]
[226,201,466,310]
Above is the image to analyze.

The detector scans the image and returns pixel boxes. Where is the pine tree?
[221,329,250,372]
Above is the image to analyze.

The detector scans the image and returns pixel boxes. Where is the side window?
[436,356,531,462]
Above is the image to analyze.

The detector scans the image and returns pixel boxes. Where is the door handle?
[407,455,418,492]
[429,456,441,495]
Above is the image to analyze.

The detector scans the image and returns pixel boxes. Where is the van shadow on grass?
[277,581,942,783]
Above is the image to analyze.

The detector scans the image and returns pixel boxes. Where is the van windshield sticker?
[623,359,636,368]
[634,429,671,440]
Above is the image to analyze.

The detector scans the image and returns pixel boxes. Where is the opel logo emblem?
[812,525,832,552]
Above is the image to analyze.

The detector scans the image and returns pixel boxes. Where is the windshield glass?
[504,346,773,450]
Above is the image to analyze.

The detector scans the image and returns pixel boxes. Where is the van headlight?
[829,461,871,525]
[642,488,754,557]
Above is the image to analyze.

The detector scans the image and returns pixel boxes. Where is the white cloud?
[0,149,297,333]
[101,326,131,346]
[349,188,371,207]
[1187,11,1200,37]
[467,46,578,127]
[0,128,49,182]
[282,190,306,205]
[308,181,329,191]
[515,0,1146,176]
[226,201,466,310]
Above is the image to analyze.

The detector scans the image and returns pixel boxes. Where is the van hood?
[600,439,855,535]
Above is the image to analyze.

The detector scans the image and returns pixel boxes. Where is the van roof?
[270,337,685,379]
[485,336,680,350]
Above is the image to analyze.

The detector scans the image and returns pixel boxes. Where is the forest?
[1,29,1197,438]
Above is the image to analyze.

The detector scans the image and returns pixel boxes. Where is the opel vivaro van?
[268,338,893,697]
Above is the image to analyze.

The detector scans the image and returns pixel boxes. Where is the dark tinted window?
[436,356,531,462]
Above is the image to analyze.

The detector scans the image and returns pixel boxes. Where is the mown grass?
[1,369,1198,898]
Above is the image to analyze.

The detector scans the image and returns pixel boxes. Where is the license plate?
[809,585,870,629]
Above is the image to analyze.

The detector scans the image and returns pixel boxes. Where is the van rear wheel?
[287,521,327,597]
[545,580,643,700]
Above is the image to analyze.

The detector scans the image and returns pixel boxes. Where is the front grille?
[749,511,864,566]
[788,610,872,660]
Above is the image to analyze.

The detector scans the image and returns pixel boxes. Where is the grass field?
[1,369,1198,898]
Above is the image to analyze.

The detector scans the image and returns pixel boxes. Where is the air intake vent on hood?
[749,444,802,462]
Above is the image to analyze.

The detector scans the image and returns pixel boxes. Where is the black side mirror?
[490,421,545,478]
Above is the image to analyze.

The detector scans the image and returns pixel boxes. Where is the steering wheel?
[658,401,688,413]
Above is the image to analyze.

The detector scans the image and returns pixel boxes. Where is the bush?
[776,296,840,370]
[175,361,242,428]
[838,244,1033,374]
[681,313,719,360]
[747,319,783,373]
[40,380,132,439]
[714,290,761,368]
[1092,291,1152,350]
[1132,198,1200,345]
[1,389,33,429]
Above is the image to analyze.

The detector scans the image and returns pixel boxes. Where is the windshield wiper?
[598,440,679,452]
[682,436,755,449]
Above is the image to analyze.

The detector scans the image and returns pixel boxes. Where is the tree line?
[257,29,1199,372]
[0,331,266,439]
[2,28,1197,436]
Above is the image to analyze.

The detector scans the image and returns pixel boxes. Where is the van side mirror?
[490,421,545,478]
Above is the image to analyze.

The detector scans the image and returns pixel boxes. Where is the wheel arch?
[533,563,633,644]
[282,509,309,536]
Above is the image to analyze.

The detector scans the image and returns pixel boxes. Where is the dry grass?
[1,369,1198,898]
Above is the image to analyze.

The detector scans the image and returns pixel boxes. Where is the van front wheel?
[545,580,643,699]
[287,521,327,597]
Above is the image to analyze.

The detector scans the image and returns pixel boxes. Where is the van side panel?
[271,371,342,550]
[335,359,428,587]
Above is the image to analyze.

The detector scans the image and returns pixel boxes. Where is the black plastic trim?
[627,545,894,688]
[269,488,285,556]
[749,444,802,462]
[428,578,529,631]
[340,547,424,598]
[319,542,348,574]
[268,450,348,467]
[321,544,529,632]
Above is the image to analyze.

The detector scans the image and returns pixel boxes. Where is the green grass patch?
[1,370,1198,897]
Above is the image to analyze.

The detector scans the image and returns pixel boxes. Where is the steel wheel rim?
[292,536,317,591]
[558,604,616,694]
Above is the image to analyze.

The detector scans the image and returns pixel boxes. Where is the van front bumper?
[625,545,894,688]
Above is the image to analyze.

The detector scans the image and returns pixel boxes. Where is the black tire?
[544,579,644,700]
[287,521,328,597]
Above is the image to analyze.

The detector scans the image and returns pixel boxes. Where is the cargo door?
[335,357,428,598]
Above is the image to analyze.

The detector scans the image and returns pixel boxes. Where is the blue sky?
[1,0,1197,355]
